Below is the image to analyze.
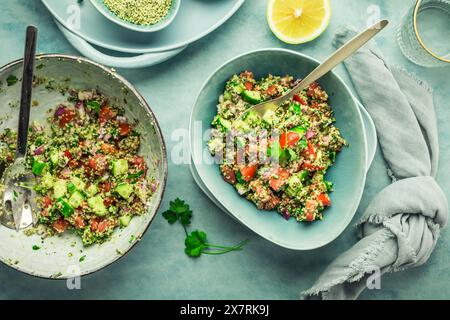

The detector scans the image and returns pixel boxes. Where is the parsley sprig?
[163,198,248,257]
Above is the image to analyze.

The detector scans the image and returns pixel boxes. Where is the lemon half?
[267,0,332,44]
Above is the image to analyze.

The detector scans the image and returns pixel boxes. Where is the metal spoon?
[235,20,389,123]
[0,26,38,230]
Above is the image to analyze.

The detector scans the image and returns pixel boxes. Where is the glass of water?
[397,0,450,67]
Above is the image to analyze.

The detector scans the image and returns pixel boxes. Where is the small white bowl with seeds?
[90,0,181,33]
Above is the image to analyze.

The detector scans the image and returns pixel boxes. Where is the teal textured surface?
[0,0,449,299]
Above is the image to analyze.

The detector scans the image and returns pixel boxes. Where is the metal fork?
[0,26,38,230]
[235,20,388,123]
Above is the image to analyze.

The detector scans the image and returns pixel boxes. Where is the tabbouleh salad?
[0,89,156,245]
[208,71,346,222]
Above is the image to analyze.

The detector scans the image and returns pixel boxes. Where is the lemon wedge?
[267,0,331,44]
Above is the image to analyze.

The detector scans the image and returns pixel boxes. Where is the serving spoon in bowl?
[0,26,38,230]
[235,20,389,123]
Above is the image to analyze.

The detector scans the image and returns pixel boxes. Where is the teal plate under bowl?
[189,49,367,250]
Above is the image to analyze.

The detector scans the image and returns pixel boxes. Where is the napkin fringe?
[393,66,433,94]
[301,228,394,299]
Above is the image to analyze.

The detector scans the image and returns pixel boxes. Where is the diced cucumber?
[292,126,306,136]
[241,90,261,104]
[235,183,250,195]
[244,110,261,125]
[71,177,86,191]
[40,173,54,189]
[32,161,47,176]
[58,199,74,218]
[231,83,245,94]
[87,196,107,217]
[116,183,133,200]
[53,179,67,199]
[86,184,98,197]
[50,150,59,165]
[298,170,309,181]
[68,190,85,208]
[287,148,297,161]
[112,159,128,177]
[286,174,303,197]
[67,182,77,195]
[223,91,232,101]
[119,215,132,227]
[289,103,302,115]
[262,109,278,125]
[213,116,231,131]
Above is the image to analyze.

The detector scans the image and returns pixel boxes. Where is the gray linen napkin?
[301,27,448,300]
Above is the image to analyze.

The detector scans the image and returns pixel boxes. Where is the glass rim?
[413,0,450,63]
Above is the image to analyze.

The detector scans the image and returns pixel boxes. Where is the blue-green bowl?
[90,0,180,33]
[189,49,367,250]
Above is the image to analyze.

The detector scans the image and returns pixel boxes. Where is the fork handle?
[287,20,388,101]
[16,26,37,159]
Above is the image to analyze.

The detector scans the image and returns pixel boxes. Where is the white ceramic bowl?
[0,54,167,278]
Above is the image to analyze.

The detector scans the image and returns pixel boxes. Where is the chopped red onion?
[306,129,316,139]
[54,105,65,117]
[33,145,45,155]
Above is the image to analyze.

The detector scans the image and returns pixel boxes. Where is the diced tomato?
[311,102,320,109]
[240,165,258,182]
[241,71,254,79]
[42,196,52,208]
[97,220,112,233]
[101,143,117,154]
[305,200,318,221]
[269,169,290,191]
[99,106,116,123]
[302,141,317,159]
[305,212,315,222]
[301,161,325,171]
[119,123,132,136]
[53,219,69,233]
[68,159,78,169]
[64,150,72,159]
[279,132,300,149]
[103,197,114,207]
[293,94,306,105]
[307,82,319,97]
[265,85,278,96]
[131,156,144,165]
[244,82,253,90]
[59,109,76,127]
[88,154,108,174]
[99,181,111,193]
[74,215,86,229]
[318,193,331,206]
[90,218,100,232]
[309,82,319,89]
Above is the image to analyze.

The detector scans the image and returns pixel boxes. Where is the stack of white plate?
[41,0,245,68]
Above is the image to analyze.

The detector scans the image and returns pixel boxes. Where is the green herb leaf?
[32,245,40,251]
[79,255,86,262]
[163,198,249,258]
[162,210,178,224]
[86,101,100,113]
[6,75,18,86]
